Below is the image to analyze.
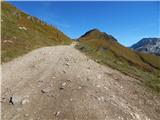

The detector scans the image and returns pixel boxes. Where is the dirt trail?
[1,45,160,120]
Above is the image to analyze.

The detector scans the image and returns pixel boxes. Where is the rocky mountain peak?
[131,38,160,56]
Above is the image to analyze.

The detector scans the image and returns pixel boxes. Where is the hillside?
[1,2,72,62]
[131,38,160,56]
[76,29,160,92]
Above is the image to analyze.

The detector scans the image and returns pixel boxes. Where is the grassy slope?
[1,2,72,62]
[76,29,160,92]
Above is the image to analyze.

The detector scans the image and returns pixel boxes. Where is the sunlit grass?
[1,2,72,62]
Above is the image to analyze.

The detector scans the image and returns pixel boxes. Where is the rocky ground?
[1,44,160,120]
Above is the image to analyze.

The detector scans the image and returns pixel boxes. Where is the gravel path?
[1,45,160,120]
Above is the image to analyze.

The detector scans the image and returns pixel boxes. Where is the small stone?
[3,40,13,44]
[86,77,90,81]
[41,88,51,93]
[114,77,119,80]
[78,86,82,89]
[62,82,66,86]
[50,84,53,87]
[24,114,29,117]
[86,67,90,72]
[67,79,71,82]
[64,63,70,66]
[134,113,140,119]
[52,76,56,79]
[100,96,104,101]
[86,69,90,72]
[97,97,101,101]
[104,86,109,90]
[97,85,101,88]
[18,26,27,30]
[55,111,60,117]
[27,16,31,19]
[19,26,23,30]
[22,26,27,30]
[62,70,66,73]
[59,87,64,90]
[111,95,115,98]
[21,99,30,105]
[38,80,43,83]
[13,36,17,39]
[97,74,102,79]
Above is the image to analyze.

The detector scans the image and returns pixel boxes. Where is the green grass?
[76,30,160,93]
[1,2,72,62]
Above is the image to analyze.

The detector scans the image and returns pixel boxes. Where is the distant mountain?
[1,2,72,62]
[78,29,117,41]
[130,38,160,56]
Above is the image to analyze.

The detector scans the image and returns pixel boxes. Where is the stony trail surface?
[1,45,160,120]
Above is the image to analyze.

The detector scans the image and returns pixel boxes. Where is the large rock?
[10,96,22,105]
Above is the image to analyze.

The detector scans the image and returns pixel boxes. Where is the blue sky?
[9,1,159,46]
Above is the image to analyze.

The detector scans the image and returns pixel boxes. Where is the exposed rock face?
[130,38,160,56]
